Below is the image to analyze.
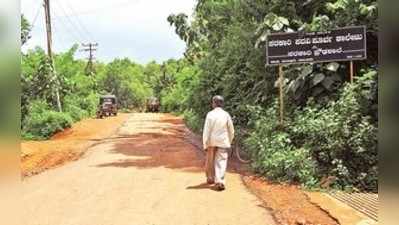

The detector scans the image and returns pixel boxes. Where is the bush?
[289,71,378,191]
[161,87,185,113]
[64,103,88,122]
[63,92,99,121]
[22,100,73,140]
[246,103,318,188]
[245,71,378,191]
[79,92,99,116]
[182,109,204,133]
[160,64,199,113]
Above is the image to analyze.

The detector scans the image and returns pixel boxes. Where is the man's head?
[212,95,224,108]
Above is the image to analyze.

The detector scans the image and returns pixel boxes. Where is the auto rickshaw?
[146,97,160,112]
[96,94,118,118]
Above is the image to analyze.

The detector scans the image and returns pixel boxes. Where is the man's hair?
[212,95,224,107]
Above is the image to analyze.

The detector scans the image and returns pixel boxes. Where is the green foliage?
[21,44,154,139]
[182,109,203,133]
[22,100,73,140]
[21,48,59,123]
[21,45,97,123]
[160,61,199,112]
[245,103,318,187]
[286,62,345,106]
[21,33,158,138]
[289,70,378,191]
[326,0,378,30]
[246,71,377,191]
[63,92,99,121]
[168,0,378,191]
[97,58,152,109]
[21,14,31,46]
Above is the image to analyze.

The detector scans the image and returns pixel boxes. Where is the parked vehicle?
[96,95,118,118]
[146,97,160,112]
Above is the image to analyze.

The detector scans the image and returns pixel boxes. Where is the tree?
[97,58,152,109]
[167,0,378,191]
[21,14,31,46]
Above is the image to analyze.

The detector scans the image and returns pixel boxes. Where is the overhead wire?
[52,10,84,45]
[52,0,88,43]
[24,1,80,54]
[52,0,138,18]
[49,0,142,50]
[36,0,140,58]
[52,23,69,51]
[30,2,42,29]
[63,0,96,42]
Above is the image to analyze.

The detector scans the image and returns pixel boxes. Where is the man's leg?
[214,148,229,190]
[205,147,216,184]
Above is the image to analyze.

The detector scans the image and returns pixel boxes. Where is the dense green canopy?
[166,0,378,191]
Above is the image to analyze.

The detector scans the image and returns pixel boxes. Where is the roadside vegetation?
[21,44,149,139]
[165,0,378,192]
[21,15,181,140]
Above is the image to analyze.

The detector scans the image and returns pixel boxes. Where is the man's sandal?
[215,183,225,191]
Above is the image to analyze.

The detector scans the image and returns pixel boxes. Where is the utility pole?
[43,0,62,112]
[81,43,98,75]
[44,0,52,58]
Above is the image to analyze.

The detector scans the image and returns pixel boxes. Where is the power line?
[52,19,76,44]
[52,22,69,50]
[81,43,98,75]
[52,0,88,43]
[52,11,84,44]
[46,3,80,54]
[30,3,42,29]
[63,0,96,42]
[55,1,87,42]
[52,0,139,19]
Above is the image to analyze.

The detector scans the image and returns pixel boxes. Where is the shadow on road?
[186,182,221,192]
[93,114,247,176]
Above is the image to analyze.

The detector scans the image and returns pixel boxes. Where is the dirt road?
[21,113,130,177]
[21,113,276,225]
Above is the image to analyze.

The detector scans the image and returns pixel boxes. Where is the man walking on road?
[203,95,234,191]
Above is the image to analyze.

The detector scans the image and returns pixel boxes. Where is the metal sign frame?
[265,26,367,66]
[265,26,368,126]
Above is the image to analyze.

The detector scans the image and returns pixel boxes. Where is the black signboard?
[266,26,367,65]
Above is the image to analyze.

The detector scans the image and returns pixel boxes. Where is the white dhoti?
[214,147,229,185]
[203,107,235,186]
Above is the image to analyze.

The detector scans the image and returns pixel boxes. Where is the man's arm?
[202,113,211,150]
[227,114,235,144]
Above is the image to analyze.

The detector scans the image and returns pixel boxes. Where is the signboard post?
[266,26,367,125]
[278,65,284,126]
[350,61,354,83]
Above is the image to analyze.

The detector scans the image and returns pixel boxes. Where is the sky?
[21,0,195,64]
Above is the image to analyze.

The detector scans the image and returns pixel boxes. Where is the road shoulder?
[21,113,130,177]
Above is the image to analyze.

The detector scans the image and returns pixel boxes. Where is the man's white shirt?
[202,107,235,150]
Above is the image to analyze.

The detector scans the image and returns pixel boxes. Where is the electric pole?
[43,0,62,112]
[81,43,98,75]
